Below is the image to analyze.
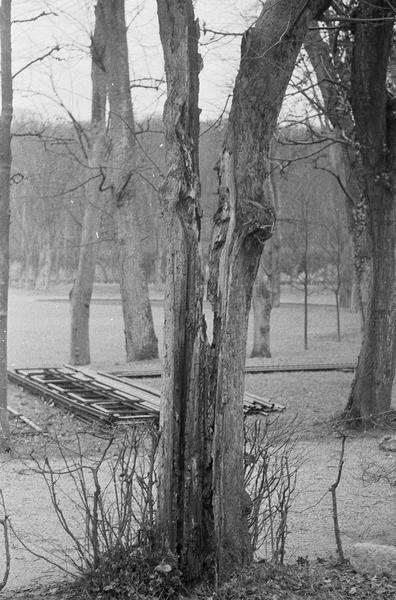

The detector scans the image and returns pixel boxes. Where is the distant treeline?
[10,119,350,292]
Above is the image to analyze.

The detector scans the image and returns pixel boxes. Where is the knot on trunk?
[237,199,275,245]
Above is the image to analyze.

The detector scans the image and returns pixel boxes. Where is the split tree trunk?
[70,2,107,366]
[156,1,213,580]
[0,0,11,447]
[157,0,330,582]
[100,0,158,362]
[345,2,396,424]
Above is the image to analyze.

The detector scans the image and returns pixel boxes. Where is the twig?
[329,434,346,562]
[7,406,42,433]
[0,490,10,591]
[12,11,57,24]
[12,45,61,80]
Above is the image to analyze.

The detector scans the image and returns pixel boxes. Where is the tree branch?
[12,45,61,80]
[12,10,57,24]
[329,434,346,563]
[0,491,10,592]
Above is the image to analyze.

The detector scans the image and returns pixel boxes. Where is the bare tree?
[157,0,330,582]
[100,0,158,361]
[344,1,396,424]
[304,21,371,325]
[70,1,107,366]
[0,0,11,448]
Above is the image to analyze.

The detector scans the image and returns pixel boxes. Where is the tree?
[69,2,107,366]
[344,1,396,424]
[157,0,330,582]
[0,0,11,448]
[250,171,280,358]
[318,192,351,341]
[304,20,371,325]
[100,0,158,361]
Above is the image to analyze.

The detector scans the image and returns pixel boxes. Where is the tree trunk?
[345,2,396,425]
[70,3,107,366]
[100,0,158,362]
[156,0,213,580]
[0,0,11,448]
[305,27,371,326]
[269,168,281,307]
[34,235,51,289]
[251,254,272,357]
[157,0,330,583]
[250,170,279,358]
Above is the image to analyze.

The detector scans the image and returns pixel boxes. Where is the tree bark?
[269,170,281,307]
[157,0,330,583]
[208,3,333,575]
[156,0,213,580]
[100,0,158,362]
[345,2,396,424]
[0,0,11,447]
[250,169,280,358]
[70,3,107,366]
[251,253,272,358]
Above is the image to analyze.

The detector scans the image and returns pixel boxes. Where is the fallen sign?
[7,366,284,425]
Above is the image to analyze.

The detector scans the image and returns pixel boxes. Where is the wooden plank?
[66,365,161,411]
[7,406,43,432]
[111,362,356,379]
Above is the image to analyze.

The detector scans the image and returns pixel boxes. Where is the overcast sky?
[10,0,260,123]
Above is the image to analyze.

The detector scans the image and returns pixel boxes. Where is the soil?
[0,286,395,598]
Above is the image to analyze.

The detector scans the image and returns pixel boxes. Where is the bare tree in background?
[344,1,396,424]
[70,1,107,366]
[0,0,11,447]
[100,0,158,361]
[304,21,371,326]
[157,0,330,582]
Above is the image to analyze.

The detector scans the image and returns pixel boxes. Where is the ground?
[0,285,395,599]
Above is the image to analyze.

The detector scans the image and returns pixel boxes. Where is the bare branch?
[12,45,61,80]
[12,10,57,24]
[0,490,10,592]
[329,435,346,563]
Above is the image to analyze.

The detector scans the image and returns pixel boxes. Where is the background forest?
[9,121,350,297]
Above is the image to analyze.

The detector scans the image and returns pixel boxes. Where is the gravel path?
[1,287,395,593]
[1,433,394,592]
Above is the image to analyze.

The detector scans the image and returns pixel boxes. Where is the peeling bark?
[100,0,158,362]
[0,0,11,447]
[70,2,107,366]
[156,0,213,580]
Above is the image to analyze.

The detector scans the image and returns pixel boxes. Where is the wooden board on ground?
[111,362,356,379]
